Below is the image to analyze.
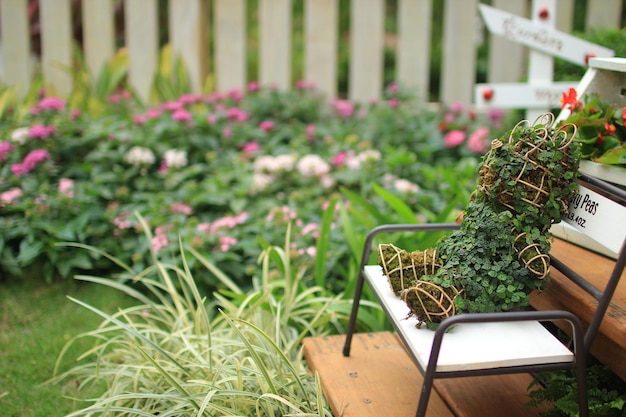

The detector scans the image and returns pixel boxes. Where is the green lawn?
[0,275,135,417]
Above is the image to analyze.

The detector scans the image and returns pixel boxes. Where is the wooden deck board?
[303,332,549,417]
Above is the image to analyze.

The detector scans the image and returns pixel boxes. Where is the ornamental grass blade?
[67,296,189,376]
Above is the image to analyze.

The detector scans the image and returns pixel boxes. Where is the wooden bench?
[304,173,626,417]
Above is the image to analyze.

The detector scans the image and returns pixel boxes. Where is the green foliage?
[48,215,377,416]
[528,362,626,417]
[0,78,504,289]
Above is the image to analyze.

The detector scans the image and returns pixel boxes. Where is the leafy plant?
[50,215,378,416]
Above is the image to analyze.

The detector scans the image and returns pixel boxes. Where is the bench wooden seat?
[303,332,550,417]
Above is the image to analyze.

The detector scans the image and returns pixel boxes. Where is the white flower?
[253,155,276,173]
[394,178,420,194]
[251,172,274,192]
[124,146,155,165]
[10,127,29,144]
[164,149,188,168]
[358,149,381,163]
[273,154,296,172]
[297,154,330,177]
[320,174,336,188]
[254,154,296,174]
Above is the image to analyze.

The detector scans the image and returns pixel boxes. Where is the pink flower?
[133,115,146,125]
[443,130,466,148]
[386,82,399,93]
[178,93,202,105]
[331,100,355,118]
[0,141,14,161]
[225,107,249,122]
[108,90,131,103]
[487,108,505,128]
[449,101,464,114]
[28,124,56,139]
[228,88,244,102]
[161,101,183,112]
[113,213,132,230]
[387,98,400,108]
[247,81,260,92]
[172,109,192,122]
[218,236,237,251]
[223,127,232,139]
[146,109,162,119]
[170,201,193,215]
[301,223,319,236]
[259,120,275,132]
[0,188,23,206]
[37,96,66,111]
[467,127,490,153]
[295,80,315,89]
[242,142,260,154]
[58,178,75,198]
[152,233,168,253]
[69,109,81,119]
[208,92,224,102]
[331,152,348,167]
[11,163,30,176]
[24,149,51,166]
[207,114,218,124]
[305,124,316,142]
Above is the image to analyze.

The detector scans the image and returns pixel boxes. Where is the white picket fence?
[0,0,624,105]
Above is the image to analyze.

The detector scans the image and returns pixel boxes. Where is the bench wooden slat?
[304,332,550,417]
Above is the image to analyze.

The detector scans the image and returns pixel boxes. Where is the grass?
[0,276,135,417]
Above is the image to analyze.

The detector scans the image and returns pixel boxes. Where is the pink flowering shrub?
[0,82,506,286]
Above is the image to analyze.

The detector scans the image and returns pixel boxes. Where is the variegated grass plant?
[50,216,374,416]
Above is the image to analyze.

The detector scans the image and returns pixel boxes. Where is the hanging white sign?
[479,4,615,66]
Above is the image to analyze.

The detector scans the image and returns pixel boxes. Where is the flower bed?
[0,83,506,289]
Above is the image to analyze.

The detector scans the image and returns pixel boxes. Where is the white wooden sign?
[474,81,575,109]
[475,1,614,115]
[564,184,626,255]
[479,4,614,66]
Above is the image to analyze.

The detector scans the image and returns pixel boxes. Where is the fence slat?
[214,0,246,93]
[125,0,158,103]
[349,0,385,102]
[487,0,527,84]
[0,0,31,96]
[555,0,574,32]
[39,0,73,96]
[441,0,478,105]
[259,0,292,89]
[82,0,115,78]
[169,0,209,93]
[397,0,432,100]
[304,0,338,99]
[585,0,622,31]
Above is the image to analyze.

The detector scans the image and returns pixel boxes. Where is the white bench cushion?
[364,265,574,373]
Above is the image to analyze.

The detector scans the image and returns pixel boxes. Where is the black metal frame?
[343,175,626,417]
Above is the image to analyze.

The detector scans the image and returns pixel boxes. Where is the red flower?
[560,88,581,110]
[605,122,616,136]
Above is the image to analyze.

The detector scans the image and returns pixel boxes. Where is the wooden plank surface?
[349,0,384,102]
[214,0,246,92]
[125,0,158,103]
[304,332,550,417]
[0,0,31,96]
[487,0,526,84]
[303,332,454,417]
[531,238,626,380]
[304,0,338,99]
[39,0,73,96]
[259,0,292,90]
[82,0,115,77]
[397,0,432,100]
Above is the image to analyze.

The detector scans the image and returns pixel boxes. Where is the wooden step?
[531,238,626,380]
[303,332,550,417]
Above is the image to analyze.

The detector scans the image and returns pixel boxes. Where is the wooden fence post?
[125,0,158,103]
[441,0,478,106]
[82,0,115,80]
[39,0,73,97]
[0,0,31,97]
[304,0,338,99]
[169,0,209,94]
[349,0,385,102]
[397,0,432,100]
[214,0,247,93]
[259,0,292,90]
